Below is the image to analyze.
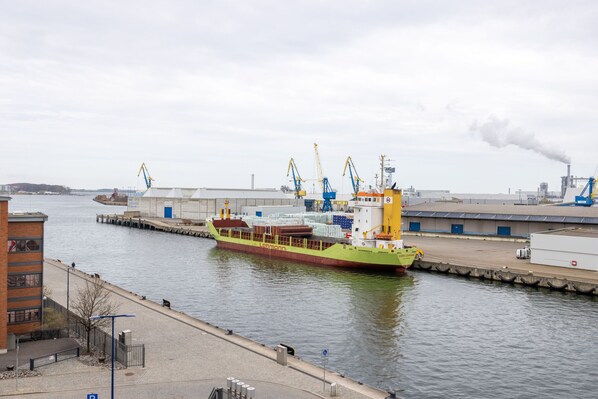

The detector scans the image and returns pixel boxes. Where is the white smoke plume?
[470,116,570,164]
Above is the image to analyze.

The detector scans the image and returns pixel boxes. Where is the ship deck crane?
[314,143,336,212]
[343,156,364,199]
[137,162,155,190]
[286,158,306,198]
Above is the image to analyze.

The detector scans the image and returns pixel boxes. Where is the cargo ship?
[207,188,422,272]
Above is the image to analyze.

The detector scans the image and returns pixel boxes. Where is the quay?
[97,214,598,295]
[0,259,389,399]
[407,234,598,295]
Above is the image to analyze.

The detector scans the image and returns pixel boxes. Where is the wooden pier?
[96,214,212,238]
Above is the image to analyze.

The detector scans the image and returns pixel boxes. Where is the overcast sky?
[2,0,597,194]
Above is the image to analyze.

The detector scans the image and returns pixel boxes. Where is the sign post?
[321,348,329,392]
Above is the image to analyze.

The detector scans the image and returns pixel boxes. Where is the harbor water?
[11,194,598,398]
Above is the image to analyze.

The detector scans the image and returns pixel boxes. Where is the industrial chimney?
[567,164,572,187]
[251,174,255,190]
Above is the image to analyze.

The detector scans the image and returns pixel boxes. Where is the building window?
[7,308,41,324]
[8,273,42,288]
[7,239,41,252]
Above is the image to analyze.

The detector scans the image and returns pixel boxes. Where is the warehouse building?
[402,203,598,238]
[530,228,598,271]
[1,196,47,353]
[127,187,303,221]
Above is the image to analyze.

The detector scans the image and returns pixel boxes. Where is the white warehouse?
[530,228,598,272]
[127,187,303,221]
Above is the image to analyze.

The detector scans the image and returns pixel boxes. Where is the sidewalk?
[0,259,389,399]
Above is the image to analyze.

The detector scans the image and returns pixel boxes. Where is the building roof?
[0,195,11,202]
[402,202,598,224]
[190,188,287,199]
[140,187,288,200]
[532,227,598,238]
[8,212,48,222]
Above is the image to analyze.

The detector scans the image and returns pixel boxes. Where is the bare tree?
[71,278,119,353]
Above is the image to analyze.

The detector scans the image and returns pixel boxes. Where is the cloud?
[1,1,597,192]
[471,116,571,164]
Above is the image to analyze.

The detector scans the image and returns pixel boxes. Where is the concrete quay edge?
[413,259,598,294]
[44,259,391,399]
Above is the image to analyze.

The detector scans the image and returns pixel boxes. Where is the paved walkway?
[0,260,389,399]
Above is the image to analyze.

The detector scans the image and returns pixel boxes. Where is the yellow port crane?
[137,162,155,190]
[286,158,306,198]
[343,156,364,199]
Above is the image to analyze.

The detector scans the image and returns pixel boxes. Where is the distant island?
[0,183,71,195]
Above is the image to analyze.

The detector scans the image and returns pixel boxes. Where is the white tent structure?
[128,187,301,220]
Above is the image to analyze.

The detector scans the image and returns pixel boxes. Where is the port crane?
[137,162,155,190]
[286,158,307,198]
[343,156,364,199]
[314,143,336,212]
[574,176,596,206]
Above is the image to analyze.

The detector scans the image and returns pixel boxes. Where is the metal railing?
[45,297,145,368]
[29,347,80,370]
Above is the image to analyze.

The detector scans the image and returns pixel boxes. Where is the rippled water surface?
[12,195,598,398]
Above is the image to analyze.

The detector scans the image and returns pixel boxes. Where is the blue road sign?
[87,394,98,399]
[322,349,329,357]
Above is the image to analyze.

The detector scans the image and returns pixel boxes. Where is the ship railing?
[222,229,336,252]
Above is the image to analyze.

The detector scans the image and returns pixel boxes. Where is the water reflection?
[10,194,598,399]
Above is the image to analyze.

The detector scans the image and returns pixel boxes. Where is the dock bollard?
[276,344,288,365]
[247,386,256,398]
[242,384,248,397]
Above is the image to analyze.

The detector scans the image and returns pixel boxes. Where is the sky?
[1,0,597,194]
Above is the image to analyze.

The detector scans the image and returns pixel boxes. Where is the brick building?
[0,196,47,353]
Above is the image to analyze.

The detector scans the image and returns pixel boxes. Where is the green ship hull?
[208,221,418,272]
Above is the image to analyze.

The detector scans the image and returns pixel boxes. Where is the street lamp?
[66,265,71,335]
[15,335,22,392]
[89,314,135,399]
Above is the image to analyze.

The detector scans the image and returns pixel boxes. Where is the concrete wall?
[403,215,593,238]
[128,196,299,221]
[531,233,598,271]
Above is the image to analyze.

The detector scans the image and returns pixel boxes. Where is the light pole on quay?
[89,314,135,399]
[66,265,70,335]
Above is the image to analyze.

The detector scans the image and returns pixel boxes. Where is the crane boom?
[286,158,306,198]
[137,162,155,190]
[343,156,364,198]
[313,143,336,212]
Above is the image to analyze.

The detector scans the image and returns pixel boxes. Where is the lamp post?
[15,335,20,392]
[89,314,135,399]
[66,265,70,335]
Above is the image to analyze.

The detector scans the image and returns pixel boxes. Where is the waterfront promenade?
[0,260,388,399]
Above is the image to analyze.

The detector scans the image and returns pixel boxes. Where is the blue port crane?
[137,162,155,190]
[287,158,307,198]
[314,143,336,212]
[574,176,596,206]
[343,156,364,199]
